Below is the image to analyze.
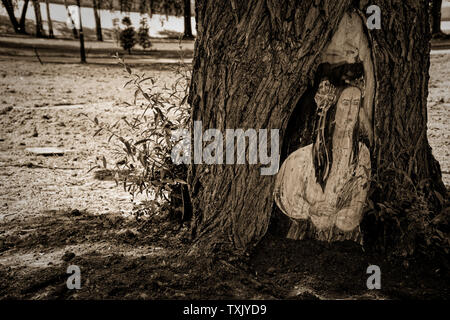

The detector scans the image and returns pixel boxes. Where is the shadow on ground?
[0,207,448,300]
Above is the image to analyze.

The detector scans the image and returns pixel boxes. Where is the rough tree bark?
[32,0,45,37]
[92,0,103,41]
[44,0,54,38]
[187,0,446,255]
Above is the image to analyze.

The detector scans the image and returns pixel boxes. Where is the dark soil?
[0,207,448,299]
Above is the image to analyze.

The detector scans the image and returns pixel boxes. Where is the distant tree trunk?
[76,0,86,63]
[44,0,54,38]
[1,0,20,33]
[92,0,103,41]
[32,0,45,37]
[149,0,154,17]
[18,0,30,33]
[183,0,193,39]
[431,0,443,36]
[64,0,78,39]
[187,0,446,255]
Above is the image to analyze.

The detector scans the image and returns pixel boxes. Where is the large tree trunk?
[44,0,54,38]
[187,0,446,255]
[32,0,45,37]
[92,0,103,41]
[1,0,20,33]
[183,0,194,39]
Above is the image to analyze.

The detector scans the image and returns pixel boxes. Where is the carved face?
[334,87,361,140]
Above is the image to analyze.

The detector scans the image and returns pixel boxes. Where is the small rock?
[25,147,65,156]
[267,267,276,274]
[0,106,13,115]
[70,209,81,216]
[62,251,75,262]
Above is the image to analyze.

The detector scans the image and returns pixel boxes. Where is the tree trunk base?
[286,219,362,244]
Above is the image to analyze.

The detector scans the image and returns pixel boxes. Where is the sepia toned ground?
[0,39,448,299]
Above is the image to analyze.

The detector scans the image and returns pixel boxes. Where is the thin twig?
[34,47,44,65]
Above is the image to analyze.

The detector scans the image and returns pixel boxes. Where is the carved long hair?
[312,79,364,191]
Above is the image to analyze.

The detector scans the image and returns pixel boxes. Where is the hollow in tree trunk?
[187,0,446,256]
[92,0,103,41]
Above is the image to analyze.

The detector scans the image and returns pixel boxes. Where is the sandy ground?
[428,53,450,184]
[0,59,180,219]
[0,48,448,299]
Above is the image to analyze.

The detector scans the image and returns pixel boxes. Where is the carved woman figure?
[273,80,371,239]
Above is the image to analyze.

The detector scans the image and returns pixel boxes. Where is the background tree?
[31,0,45,37]
[92,0,103,41]
[187,0,447,258]
[120,16,137,54]
[431,0,442,36]
[76,0,86,63]
[44,0,54,38]
[1,0,30,34]
[137,16,151,49]
[430,0,450,38]
[1,0,20,32]
[64,0,78,39]
[18,0,30,33]
[183,0,193,39]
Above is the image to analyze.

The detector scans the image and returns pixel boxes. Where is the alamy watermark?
[67,265,81,290]
[366,5,381,30]
[171,121,280,176]
[366,265,381,290]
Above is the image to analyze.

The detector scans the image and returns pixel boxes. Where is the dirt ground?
[0,44,449,299]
